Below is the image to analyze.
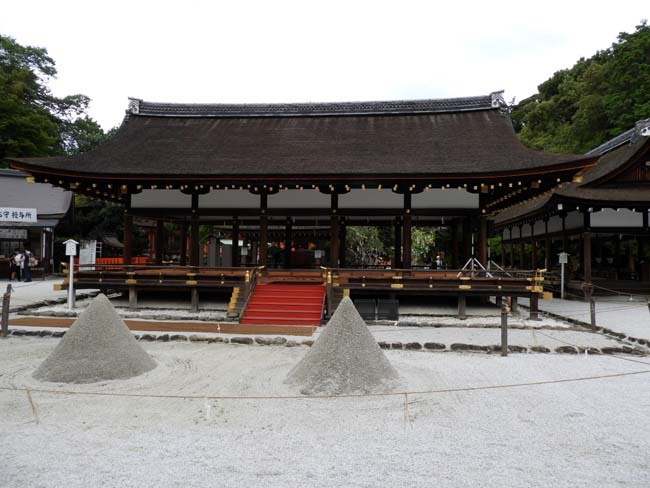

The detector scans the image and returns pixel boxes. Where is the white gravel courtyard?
[1,337,649,487]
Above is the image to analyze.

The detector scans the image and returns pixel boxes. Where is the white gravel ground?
[1,337,649,488]
[519,296,650,340]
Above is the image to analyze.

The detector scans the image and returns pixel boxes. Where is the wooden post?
[128,286,137,309]
[155,219,164,265]
[403,192,412,269]
[589,298,596,329]
[529,293,540,320]
[583,210,592,287]
[531,239,537,269]
[285,217,292,268]
[123,194,133,266]
[519,239,525,269]
[509,240,514,269]
[191,288,199,313]
[458,294,466,320]
[561,213,567,253]
[394,217,402,268]
[190,193,200,267]
[453,223,461,268]
[259,192,268,266]
[330,194,339,267]
[180,222,188,266]
[501,303,508,356]
[339,219,347,268]
[232,218,240,268]
[544,218,551,269]
[463,218,472,263]
[1,284,11,337]
[478,208,488,266]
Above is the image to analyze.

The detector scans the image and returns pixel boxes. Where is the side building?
[0,168,73,276]
[495,119,650,292]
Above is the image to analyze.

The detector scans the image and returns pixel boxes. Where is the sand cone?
[33,294,156,383]
[286,296,398,395]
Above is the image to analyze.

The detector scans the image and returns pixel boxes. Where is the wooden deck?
[55,264,547,321]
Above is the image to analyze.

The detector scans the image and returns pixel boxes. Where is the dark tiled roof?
[10,94,592,179]
[130,93,501,118]
[495,136,650,225]
[586,118,650,156]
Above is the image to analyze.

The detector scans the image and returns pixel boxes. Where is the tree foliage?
[512,21,650,153]
[0,34,108,162]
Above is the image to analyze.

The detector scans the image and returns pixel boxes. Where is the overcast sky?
[1,1,647,130]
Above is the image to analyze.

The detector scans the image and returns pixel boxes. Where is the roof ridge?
[126,92,505,118]
[586,118,650,156]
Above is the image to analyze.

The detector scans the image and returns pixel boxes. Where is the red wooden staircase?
[240,284,326,326]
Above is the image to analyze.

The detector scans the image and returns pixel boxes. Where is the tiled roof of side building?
[495,133,650,226]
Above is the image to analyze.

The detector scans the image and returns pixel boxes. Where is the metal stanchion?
[589,298,596,329]
[501,302,509,357]
[1,284,12,337]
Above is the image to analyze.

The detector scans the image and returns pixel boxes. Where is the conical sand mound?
[286,297,399,395]
[33,294,156,383]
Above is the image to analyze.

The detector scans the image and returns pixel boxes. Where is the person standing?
[9,251,18,281]
[13,250,24,281]
[23,249,33,282]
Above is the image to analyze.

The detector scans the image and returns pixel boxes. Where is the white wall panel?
[132,190,190,209]
[591,208,643,228]
[412,189,478,209]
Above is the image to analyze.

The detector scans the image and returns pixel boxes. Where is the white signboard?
[558,252,569,264]
[79,240,97,270]
[0,228,28,239]
[0,207,37,223]
[64,239,79,256]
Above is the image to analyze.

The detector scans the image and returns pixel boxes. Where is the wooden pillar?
[583,233,592,284]
[179,222,188,266]
[403,192,412,269]
[508,229,514,268]
[394,217,402,268]
[531,239,537,269]
[463,218,472,263]
[561,212,567,253]
[155,219,164,265]
[190,193,200,267]
[458,294,466,320]
[499,228,505,268]
[544,218,550,269]
[519,230,525,269]
[284,217,292,268]
[452,222,460,268]
[232,218,240,268]
[478,210,488,266]
[259,192,268,266]
[330,194,340,267]
[123,194,133,265]
[339,219,346,268]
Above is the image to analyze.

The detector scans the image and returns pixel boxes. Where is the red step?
[240,284,325,326]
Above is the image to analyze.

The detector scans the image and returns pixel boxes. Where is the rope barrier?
[2,368,650,401]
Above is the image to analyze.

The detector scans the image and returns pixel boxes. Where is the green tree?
[0,34,95,162]
[512,21,650,153]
